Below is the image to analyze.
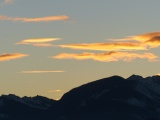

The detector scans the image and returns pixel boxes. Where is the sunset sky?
[1,0,160,100]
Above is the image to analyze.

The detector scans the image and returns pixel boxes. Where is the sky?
[1,0,160,100]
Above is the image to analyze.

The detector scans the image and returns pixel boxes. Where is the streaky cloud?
[53,52,158,62]
[110,32,160,49]
[5,0,13,4]
[21,70,65,73]
[109,32,160,42]
[59,32,160,52]
[133,32,160,42]
[0,0,13,7]
[17,38,61,44]
[16,38,60,47]
[0,15,69,22]
[59,42,147,51]
[0,53,28,61]
[144,36,160,48]
[48,90,62,93]
[32,43,54,47]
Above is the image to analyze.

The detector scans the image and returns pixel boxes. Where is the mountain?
[0,94,56,120]
[47,75,160,120]
[1,75,160,120]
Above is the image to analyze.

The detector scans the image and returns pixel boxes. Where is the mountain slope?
[0,94,56,120]
[1,75,160,120]
[47,75,160,120]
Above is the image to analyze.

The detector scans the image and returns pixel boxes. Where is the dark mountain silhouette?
[1,75,160,120]
[0,94,56,120]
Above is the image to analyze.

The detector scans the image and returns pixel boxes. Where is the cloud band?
[53,52,157,62]
[0,15,69,22]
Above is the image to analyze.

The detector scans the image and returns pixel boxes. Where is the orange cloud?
[110,32,160,42]
[59,32,160,51]
[0,0,13,6]
[0,15,69,22]
[110,32,160,49]
[59,42,147,51]
[32,43,54,47]
[5,0,13,4]
[0,53,28,61]
[20,70,65,73]
[53,52,158,62]
[144,36,160,48]
[16,38,60,46]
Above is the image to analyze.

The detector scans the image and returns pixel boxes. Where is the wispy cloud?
[110,32,160,49]
[5,0,13,4]
[144,36,160,48]
[48,90,62,93]
[53,52,158,62]
[0,15,69,22]
[20,70,65,73]
[16,38,60,46]
[110,32,160,42]
[59,42,147,51]
[0,0,13,7]
[59,32,160,51]
[0,53,28,61]
[32,43,54,47]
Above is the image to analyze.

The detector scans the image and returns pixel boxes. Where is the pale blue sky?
[0,0,160,99]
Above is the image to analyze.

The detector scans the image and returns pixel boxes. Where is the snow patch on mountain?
[133,76,160,103]
[90,89,110,99]
[126,98,146,107]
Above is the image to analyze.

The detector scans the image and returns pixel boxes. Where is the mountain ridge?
[1,74,160,120]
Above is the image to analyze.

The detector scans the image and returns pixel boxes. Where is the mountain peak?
[127,74,143,80]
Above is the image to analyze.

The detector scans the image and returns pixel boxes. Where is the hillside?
[1,75,160,120]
